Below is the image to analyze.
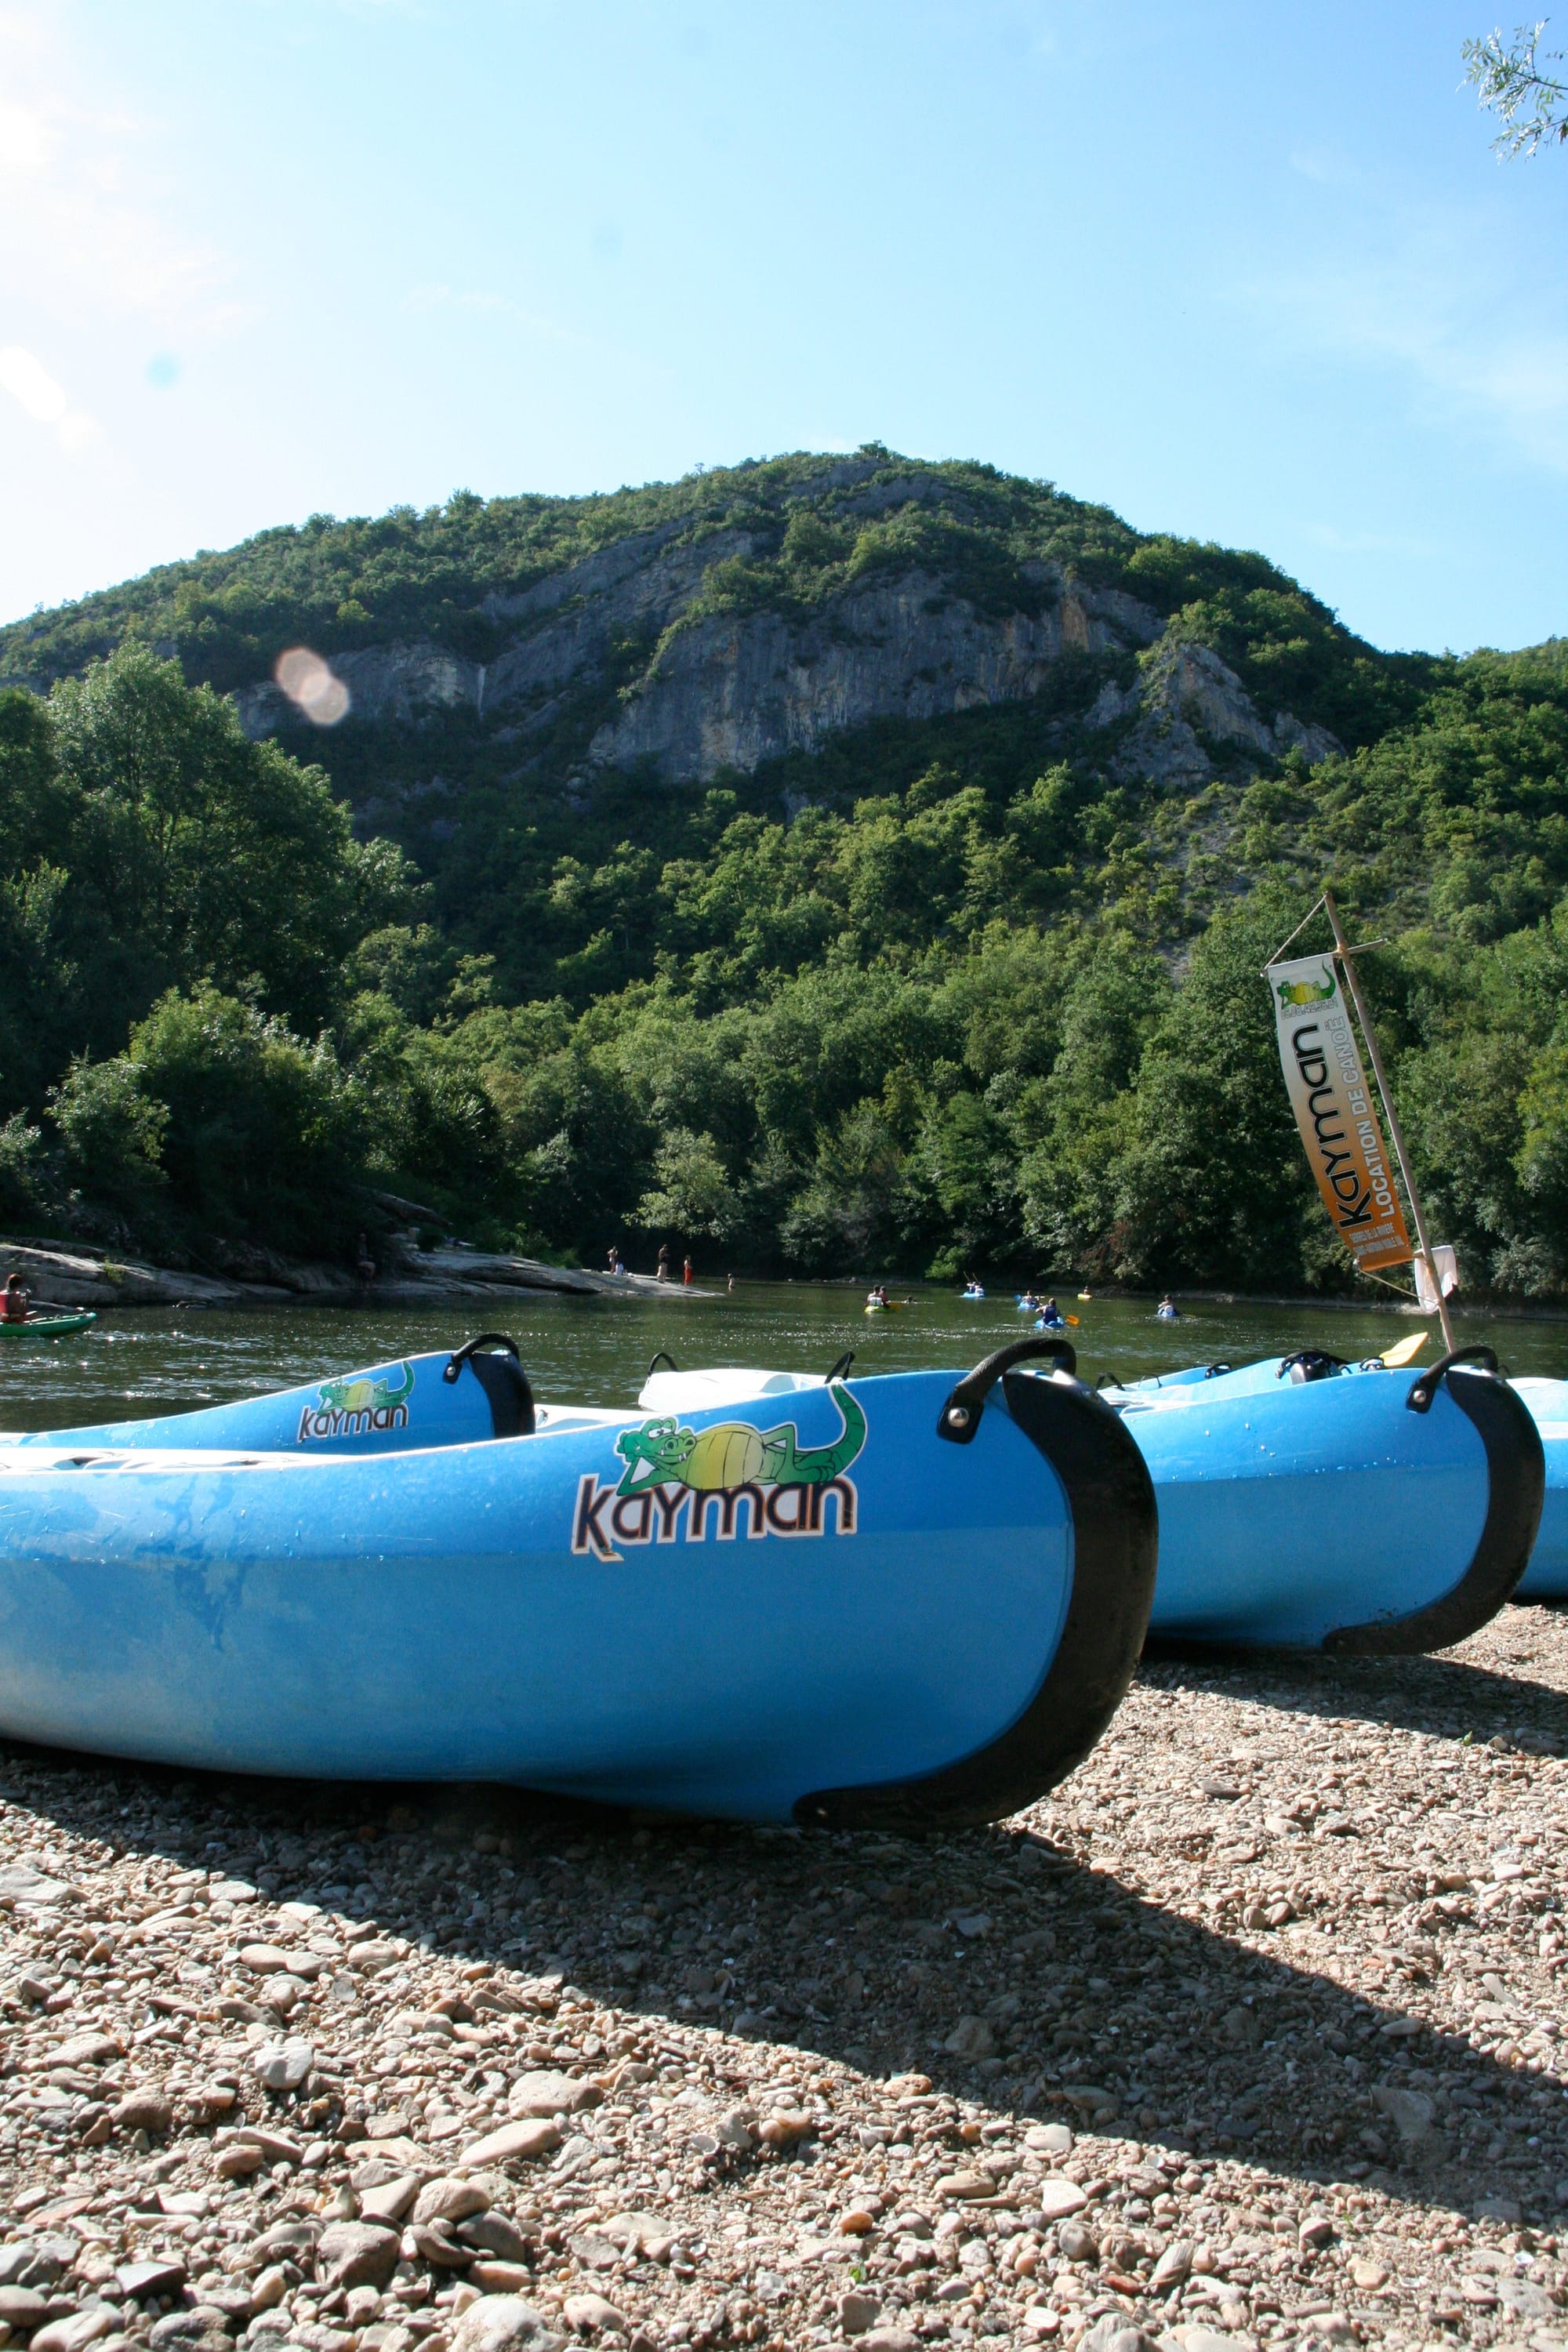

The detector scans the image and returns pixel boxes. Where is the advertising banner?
[1266,952,1414,1274]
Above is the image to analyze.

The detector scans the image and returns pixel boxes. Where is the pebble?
[1036,2177,1090,2219]
[0,1601,1564,2352]
[458,2118,561,2168]
[447,2297,558,2352]
[251,2038,313,2092]
[560,2290,623,2331]
[505,2072,600,2118]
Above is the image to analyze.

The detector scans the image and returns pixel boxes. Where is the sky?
[2,0,1565,655]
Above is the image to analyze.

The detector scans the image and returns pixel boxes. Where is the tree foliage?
[1464,19,1568,155]
[2,478,1566,1298]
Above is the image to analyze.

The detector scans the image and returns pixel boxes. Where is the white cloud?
[0,5,236,334]
[1287,146,1360,188]
[1302,521,1439,560]
[0,343,100,451]
[405,282,581,345]
[1240,220,1568,477]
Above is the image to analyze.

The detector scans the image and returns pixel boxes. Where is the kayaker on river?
[2,1274,29,1323]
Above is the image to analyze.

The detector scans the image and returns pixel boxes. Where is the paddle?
[1380,1331,1428,1367]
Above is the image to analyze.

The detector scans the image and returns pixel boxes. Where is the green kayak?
[0,1312,97,1340]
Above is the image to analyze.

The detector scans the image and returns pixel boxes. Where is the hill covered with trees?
[1,446,1565,1297]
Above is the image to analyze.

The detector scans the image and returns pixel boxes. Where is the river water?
[2,1281,1566,1433]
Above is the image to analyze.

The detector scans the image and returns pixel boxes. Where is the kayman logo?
[571,1382,868,1562]
[1276,972,1336,1007]
[297,1363,415,1442]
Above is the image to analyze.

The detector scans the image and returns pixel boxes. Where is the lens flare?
[274,646,350,726]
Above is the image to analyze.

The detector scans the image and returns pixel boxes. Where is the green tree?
[1464,20,1568,154]
[121,985,367,1258]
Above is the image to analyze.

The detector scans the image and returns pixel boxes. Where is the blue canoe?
[0,1332,531,1454]
[0,1339,1156,1827]
[1105,1348,1566,1606]
[1511,1378,1568,1599]
[1100,1347,1544,1648]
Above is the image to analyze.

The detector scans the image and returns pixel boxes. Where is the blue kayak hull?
[1501,1378,1568,1599]
[1111,1353,1544,1648]
[0,1356,1156,1826]
[3,1338,524,1455]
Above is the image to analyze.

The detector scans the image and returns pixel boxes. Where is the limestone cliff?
[5,448,1365,806]
[227,516,1331,794]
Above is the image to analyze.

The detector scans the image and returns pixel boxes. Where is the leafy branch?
[1463,18,1568,155]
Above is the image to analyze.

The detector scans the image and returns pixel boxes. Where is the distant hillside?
[0,447,1438,989]
[3,450,1566,1298]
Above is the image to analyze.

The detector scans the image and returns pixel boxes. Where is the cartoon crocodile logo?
[614,1381,867,1497]
[318,1363,415,1415]
[298,1361,415,1442]
[1276,973,1336,1008]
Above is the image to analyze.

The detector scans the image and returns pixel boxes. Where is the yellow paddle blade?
[1380,1331,1428,1367]
[1065,1314,1080,1326]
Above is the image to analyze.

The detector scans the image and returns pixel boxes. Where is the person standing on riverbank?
[683,1255,693,1286]
[657,1242,670,1280]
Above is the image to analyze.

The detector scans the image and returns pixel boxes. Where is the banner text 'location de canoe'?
[1265,950,1413,1276]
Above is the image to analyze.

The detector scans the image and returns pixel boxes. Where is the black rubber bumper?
[793,1356,1158,1831]
[1326,1358,1544,1654]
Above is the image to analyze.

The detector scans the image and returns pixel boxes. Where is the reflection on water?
[0,1281,1564,1434]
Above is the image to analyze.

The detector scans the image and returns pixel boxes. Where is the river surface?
[2,1282,1566,1433]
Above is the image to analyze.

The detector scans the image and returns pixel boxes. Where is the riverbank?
[0,1240,718,1313]
[0,1604,1563,2352]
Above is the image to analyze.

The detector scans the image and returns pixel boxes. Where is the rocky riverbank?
[2,1607,1566,2352]
[0,1243,713,1313]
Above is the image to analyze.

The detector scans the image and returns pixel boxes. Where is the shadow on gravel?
[1142,1627,1568,1752]
[2,1704,1563,2224]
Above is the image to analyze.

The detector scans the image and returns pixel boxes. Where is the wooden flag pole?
[1323,891,1455,1352]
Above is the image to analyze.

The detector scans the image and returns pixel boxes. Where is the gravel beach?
[2,1605,1565,2352]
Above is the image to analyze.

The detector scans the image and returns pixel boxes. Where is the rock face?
[211,458,1349,793]
[584,568,1162,781]
[0,1238,708,1312]
[1087,637,1341,786]
[230,546,1338,793]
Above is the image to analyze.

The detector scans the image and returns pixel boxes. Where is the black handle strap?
[937,1335,1077,1443]
[1203,1361,1232,1378]
[1406,1344,1500,1415]
[825,1349,855,1384]
[648,1349,679,1377]
[443,1332,521,1385]
[1277,1349,1346,1384]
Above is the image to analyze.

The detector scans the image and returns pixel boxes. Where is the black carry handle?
[1406,1344,1500,1416]
[1203,1361,1233,1378]
[443,1331,534,1438]
[937,1334,1077,1444]
[648,1349,679,1377]
[825,1349,856,1384]
[443,1332,521,1385]
[1277,1349,1346,1384]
